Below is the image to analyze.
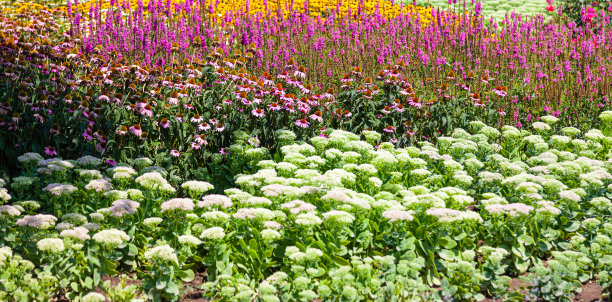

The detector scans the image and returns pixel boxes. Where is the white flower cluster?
[0,205,21,217]
[82,292,106,302]
[161,198,194,212]
[16,214,57,229]
[182,180,214,195]
[425,208,482,223]
[322,210,355,225]
[17,152,44,163]
[199,194,233,208]
[111,166,138,180]
[85,179,113,192]
[37,238,65,253]
[200,227,225,240]
[382,210,414,222]
[135,172,175,193]
[60,227,91,241]
[109,199,140,217]
[285,246,323,262]
[92,229,130,246]
[43,183,78,196]
[484,203,533,217]
[0,246,12,265]
[178,235,202,246]
[233,208,275,220]
[281,200,317,214]
[76,155,103,167]
[144,245,179,264]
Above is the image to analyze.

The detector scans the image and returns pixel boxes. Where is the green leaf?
[512,246,526,258]
[156,279,167,289]
[128,244,138,257]
[439,236,457,249]
[514,259,530,273]
[249,238,258,251]
[84,277,93,289]
[333,256,349,266]
[438,249,458,261]
[517,234,534,246]
[177,269,195,282]
[564,222,580,232]
[93,271,100,286]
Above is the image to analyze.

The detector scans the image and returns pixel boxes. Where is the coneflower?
[215,123,225,132]
[340,73,353,83]
[141,104,153,117]
[49,124,60,134]
[295,118,310,128]
[371,86,380,94]
[11,113,20,123]
[493,86,507,97]
[300,84,312,94]
[284,59,297,72]
[310,111,323,122]
[130,124,142,137]
[252,108,265,118]
[394,60,406,71]
[167,90,179,105]
[294,66,307,79]
[322,88,335,100]
[268,103,282,111]
[116,126,128,136]
[198,122,211,131]
[44,146,57,157]
[383,125,396,133]
[160,118,170,128]
[190,114,203,123]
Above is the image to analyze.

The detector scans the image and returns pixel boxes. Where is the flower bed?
[1,114,612,300]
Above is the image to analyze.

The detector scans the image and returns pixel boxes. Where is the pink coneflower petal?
[191,115,203,123]
[44,146,57,156]
[130,125,143,137]
[252,108,265,118]
[295,119,310,128]
[160,118,170,128]
[215,123,225,132]
[170,150,180,157]
[383,126,396,133]
[199,122,211,131]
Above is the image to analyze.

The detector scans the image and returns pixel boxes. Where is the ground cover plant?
[2,0,612,300]
[1,114,612,300]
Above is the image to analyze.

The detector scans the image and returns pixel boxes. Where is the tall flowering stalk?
[74,0,612,110]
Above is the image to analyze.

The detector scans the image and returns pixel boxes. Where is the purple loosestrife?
[72,0,611,123]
